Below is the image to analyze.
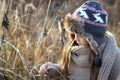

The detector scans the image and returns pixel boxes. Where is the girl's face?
[74,33,89,46]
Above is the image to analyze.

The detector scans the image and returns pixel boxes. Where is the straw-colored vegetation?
[0,0,120,80]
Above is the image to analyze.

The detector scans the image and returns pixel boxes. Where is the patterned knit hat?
[72,0,108,46]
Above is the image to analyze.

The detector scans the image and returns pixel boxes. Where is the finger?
[39,63,49,74]
[39,68,48,75]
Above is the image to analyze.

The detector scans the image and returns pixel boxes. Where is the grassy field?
[0,0,120,80]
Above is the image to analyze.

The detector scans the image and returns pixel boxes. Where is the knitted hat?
[72,0,108,46]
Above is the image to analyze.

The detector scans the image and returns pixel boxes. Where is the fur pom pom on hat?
[72,0,108,46]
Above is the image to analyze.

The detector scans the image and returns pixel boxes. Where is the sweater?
[47,31,120,80]
[98,32,120,80]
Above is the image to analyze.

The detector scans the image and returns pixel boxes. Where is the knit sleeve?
[46,62,63,79]
[108,49,120,80]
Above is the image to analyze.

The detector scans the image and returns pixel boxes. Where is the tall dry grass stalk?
[0,0,65,79]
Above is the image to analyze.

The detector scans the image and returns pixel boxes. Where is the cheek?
[83,40,88,46]
[79,38,87,46]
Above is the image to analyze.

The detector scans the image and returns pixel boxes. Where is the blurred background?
[0,0,120,80]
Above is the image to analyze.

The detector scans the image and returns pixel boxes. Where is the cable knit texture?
[98,31,120,80]
[47,32,120,80]
[67,46,91,80]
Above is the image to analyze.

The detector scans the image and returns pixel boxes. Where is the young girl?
[39,13,99,80]
[39,1,120,80]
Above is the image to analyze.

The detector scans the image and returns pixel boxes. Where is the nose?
[74,34,79,42]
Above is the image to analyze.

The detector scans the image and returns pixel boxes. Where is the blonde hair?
[59,39,74,74]
[59,14,97,80]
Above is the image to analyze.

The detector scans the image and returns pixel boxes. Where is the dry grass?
[0,0,120,80]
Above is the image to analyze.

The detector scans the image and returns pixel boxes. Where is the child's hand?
[39,63,49,75]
